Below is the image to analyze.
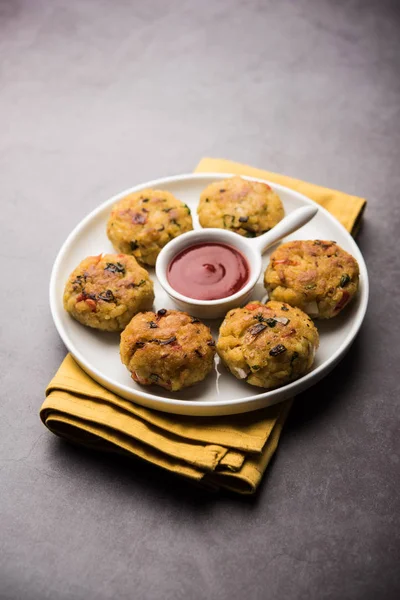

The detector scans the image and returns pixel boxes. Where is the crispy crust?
[107,188,193,266]
[217,301,319,389]
[197,176,284,237]
[264,240,360,318]
[63,253,154,331]
[120,309,216,391]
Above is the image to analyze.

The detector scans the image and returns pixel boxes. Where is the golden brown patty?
[120,309,216,391]
[63,253,154,331]
[197,176,284,237]
[264,240,360,318]
[217,301,319,389]
[107,188,193,266]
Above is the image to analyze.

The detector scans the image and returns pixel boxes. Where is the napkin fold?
[40,158,366,494]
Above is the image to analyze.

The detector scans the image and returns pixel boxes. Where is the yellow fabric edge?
[205,400,293,494]
[42,390,229,472]
[195,157,366,235]
[46,413,204,481]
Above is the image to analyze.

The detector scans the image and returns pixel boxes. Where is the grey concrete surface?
[1,0,399,599]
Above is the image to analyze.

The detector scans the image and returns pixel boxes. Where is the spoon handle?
[250,205,318,255]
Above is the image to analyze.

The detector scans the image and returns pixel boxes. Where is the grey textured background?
[1,1,399,599]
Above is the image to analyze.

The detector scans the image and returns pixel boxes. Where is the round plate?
[50,173,368,416]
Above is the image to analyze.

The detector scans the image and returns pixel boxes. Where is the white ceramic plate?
[50,173,368,416]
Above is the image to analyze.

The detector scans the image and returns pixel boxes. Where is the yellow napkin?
[40,158,366,494]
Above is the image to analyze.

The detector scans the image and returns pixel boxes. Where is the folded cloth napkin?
[40,158,366,494]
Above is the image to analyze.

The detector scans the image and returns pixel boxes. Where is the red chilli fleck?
[246,303,260,311]
[85,299,97,312]
[273,259,297,266]
[131,372,150,385]
[335,290,350,312]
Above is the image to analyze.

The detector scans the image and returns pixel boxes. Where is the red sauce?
[167,242,249,300]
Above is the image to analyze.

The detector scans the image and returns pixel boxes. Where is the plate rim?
[49,172,369,415]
